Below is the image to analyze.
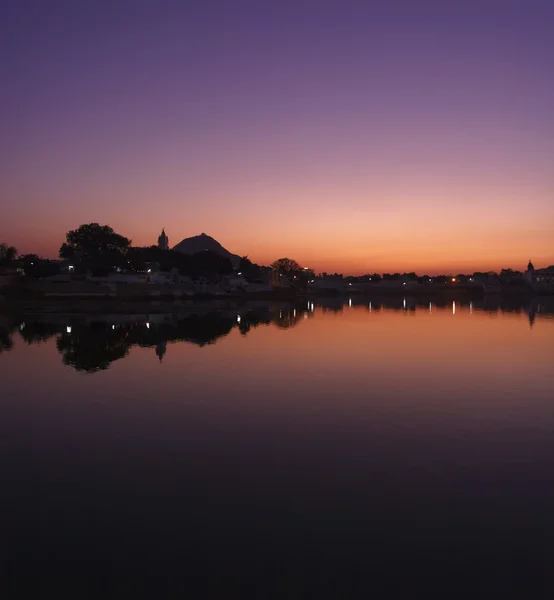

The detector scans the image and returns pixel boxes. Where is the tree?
[0,243,17,267]
[188,251,233,280]
[59,223,131,272]
[271,258,302,276]
[20,254,61,279]
[239,256,262,282]
[271,257,314,287]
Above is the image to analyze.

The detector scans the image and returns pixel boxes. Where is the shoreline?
[2,285,551,316]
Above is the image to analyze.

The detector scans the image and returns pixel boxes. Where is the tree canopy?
[59,223,131,273]
[20,254,62,279]
[239,256,263,282]
[0,243,17,267]
[270,257,315,287]
[271,258,302,276]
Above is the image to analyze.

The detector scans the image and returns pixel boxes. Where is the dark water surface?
[1,298,553,596]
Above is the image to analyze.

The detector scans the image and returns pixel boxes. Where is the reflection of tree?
[238,308,271,335]
[0,318,18,354]
[143,314,235,347]
[272,305,313,329]
[0,328,14,353]
[56,324,130,372]
[52,313,238,372]
[19,322,60,345]
[10,305,309,372]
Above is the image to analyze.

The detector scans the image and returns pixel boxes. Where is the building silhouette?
[158,228,169,251]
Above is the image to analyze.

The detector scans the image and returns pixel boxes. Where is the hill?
[172,233,241,267]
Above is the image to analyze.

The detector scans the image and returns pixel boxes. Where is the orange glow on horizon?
[5,176,554,275]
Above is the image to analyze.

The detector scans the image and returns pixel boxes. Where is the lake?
[1,297,553,596]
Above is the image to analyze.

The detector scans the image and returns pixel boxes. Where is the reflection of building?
[527,306,536,328]
[155,341,167,362]
[158,228,169,251]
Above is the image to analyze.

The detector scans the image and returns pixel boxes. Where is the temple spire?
[158,228,169,251]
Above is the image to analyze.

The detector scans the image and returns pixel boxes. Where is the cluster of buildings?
[523,260,554,290]
[493,260,554,292]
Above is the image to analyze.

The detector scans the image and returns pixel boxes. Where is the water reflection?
[1,295,554,593]
[0,296,552,372]
[4,305,312,372]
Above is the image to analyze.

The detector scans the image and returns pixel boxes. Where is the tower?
[158,228,169,251]
[524,259,535,285]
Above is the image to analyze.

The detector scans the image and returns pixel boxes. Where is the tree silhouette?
[59,223,131,273]
[19,321,60,344]
[20,254,61,278]
[271,258,302,276]
[0,243,17,268]
[239,256,262,282]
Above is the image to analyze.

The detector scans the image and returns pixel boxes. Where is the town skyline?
[2,223,551,278]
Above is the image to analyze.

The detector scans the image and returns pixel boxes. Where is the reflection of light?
[310,303,314,312]
[66,326,72,334]
[429,302,432,313]
[279,311,282,318]
[403,298,406,310]
[452,301,456,315]
[304,313,308,319]
[470,301,473,314]
[293,309,296,317]
[369,302,372,312]
[349,298,352,307]
[236,315,241,323]
[146,322,150,329]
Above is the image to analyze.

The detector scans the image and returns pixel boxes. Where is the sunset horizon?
[6,221,552,277]
[2,1,553,275]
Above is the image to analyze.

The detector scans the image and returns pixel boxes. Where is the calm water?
[1,298,554,596]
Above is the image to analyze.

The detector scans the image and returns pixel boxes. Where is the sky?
[1,0,553,275]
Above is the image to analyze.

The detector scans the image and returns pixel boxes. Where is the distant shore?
[2,283,551,316]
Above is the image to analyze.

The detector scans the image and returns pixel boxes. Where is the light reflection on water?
[1,297,553,592]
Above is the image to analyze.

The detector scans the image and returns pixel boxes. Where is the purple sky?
[1,0,553,273]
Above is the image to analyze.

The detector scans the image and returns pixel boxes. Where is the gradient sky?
[1,0,553,274]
